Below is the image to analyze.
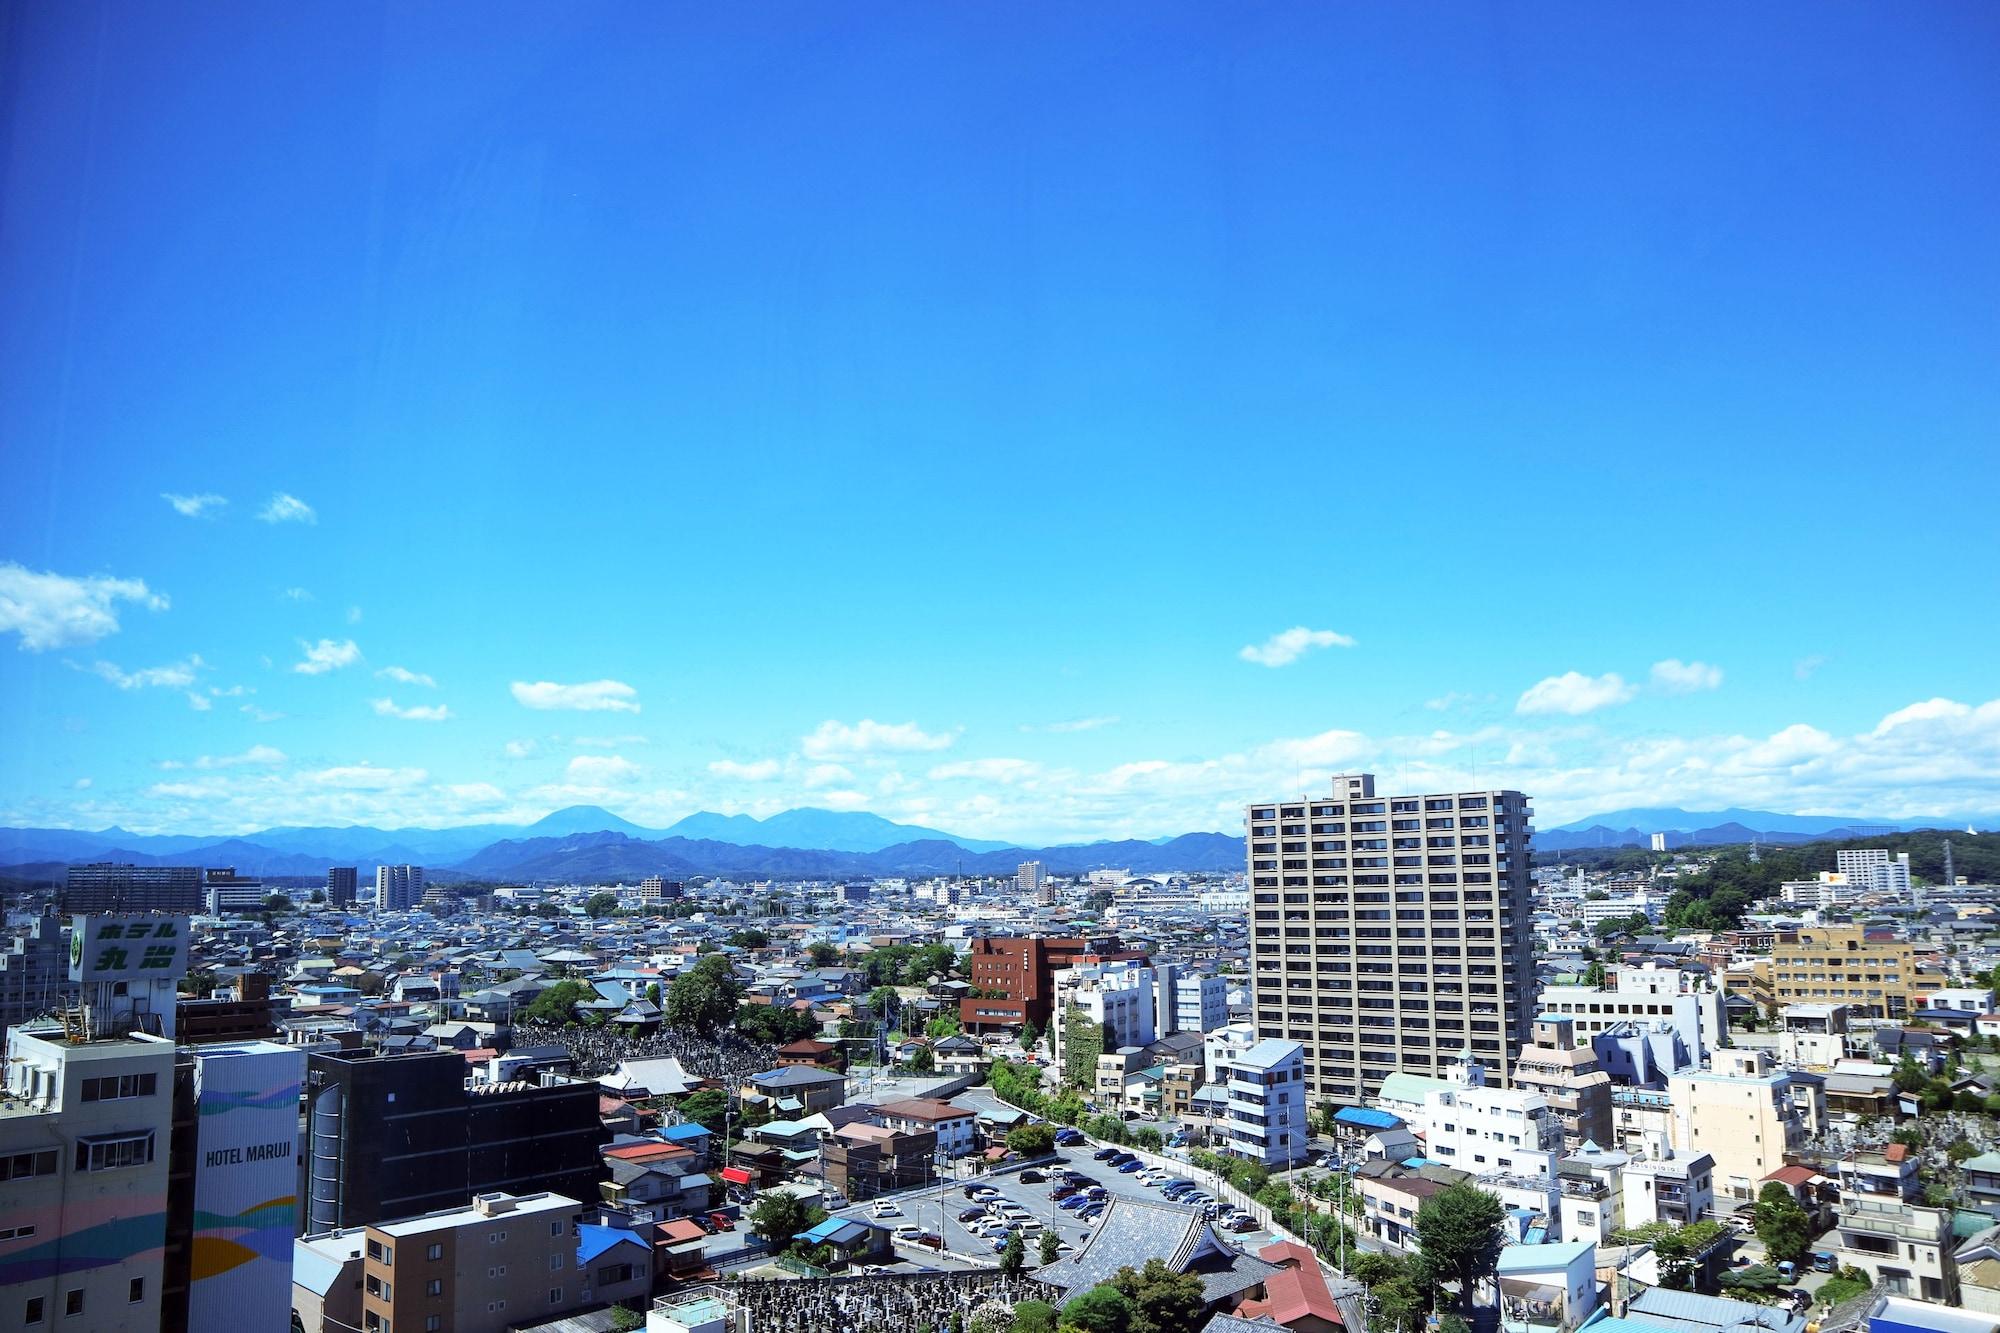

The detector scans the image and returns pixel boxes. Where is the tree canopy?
[1414,1183,1505,1303]
[523,979,592,1025]
[735,1002,821,1045]
[1753,1182,1811,1266]
[667,954,743,1034]
[584,891,620,918]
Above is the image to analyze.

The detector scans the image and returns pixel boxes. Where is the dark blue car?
[1118,1159,1143,1173]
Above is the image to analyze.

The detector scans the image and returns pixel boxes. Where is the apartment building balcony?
[1559,1177,1610,1201]
[1836,1199,1948,1248]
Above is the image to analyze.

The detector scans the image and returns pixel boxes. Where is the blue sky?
[3,3,1997,842]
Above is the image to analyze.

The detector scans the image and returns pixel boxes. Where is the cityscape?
[4,7,1999,1333]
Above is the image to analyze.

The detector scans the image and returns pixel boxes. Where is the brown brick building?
[958,935,1143,1033]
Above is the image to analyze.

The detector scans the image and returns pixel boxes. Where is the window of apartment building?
[64,1290,83,1318]
[426,1279,442,1296]
[549,1219,566,1236]
[489,1229,507,1243]
[425,1319,440,1332]
[2,1149,58,1181]
[550,1253,565,1270]
[550,1287,564,1304]
[488,1265,507,1277]
[25,1296,45,1325]
[128,1278,143,1304]
[426,1243,442,1260]
[79,1073,158,1101]
[0,1225,37,1241]
[75,1131,153,1172]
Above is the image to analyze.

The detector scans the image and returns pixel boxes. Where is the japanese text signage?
[69,914,190,983]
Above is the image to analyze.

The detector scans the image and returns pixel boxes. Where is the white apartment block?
[1204,1021,1259,1084]
[1016,861,1054,906]
[1220,1038,1308,1168]
[1172,973,1230,1035]
[1578,895,1660,926]
[1621,1149,1716,1229]
[1780,873,1855,909]
[1535,964,1725,1067]
[1421,1059,1563,1181]
[1249,774,1535,1103]
[374,864,425,912]
[1836,850,1912,898]
[1052,964,1157,1070]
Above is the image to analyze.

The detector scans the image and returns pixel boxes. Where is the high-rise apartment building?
[373,865,425,914]
[61,863,203,914]
[640,876,683,904]
[1219,1038,1309,1168]
[1835,849,1913,898]
[325,867,358,907]
[1017,861,1055,906]
[1248,773,1534,1103]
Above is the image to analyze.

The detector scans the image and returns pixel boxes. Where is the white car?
[893,1224,923,1241]
[869,1201,901,1218]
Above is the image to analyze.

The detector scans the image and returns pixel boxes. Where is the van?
[1813,1252,1838,1274]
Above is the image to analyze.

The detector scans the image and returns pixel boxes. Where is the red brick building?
[958,935,1144,1033]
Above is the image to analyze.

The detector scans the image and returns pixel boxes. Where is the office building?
[357,1191,617,1333]
[1218,1037,1308,1168]
[1248,773,1535,1103]
[325,868,358,908]
[0,914,74,1051]
[61,863,203,914]
[302,1049,605,1233]
[1837,849,1913,898]
[640,876,683,904]
[203,867,267,916]
[373,865,425,914]
[1764,926,1943,1020]
[958,934,1142,1033]
[1535,963,1726,1066]
[0,1024,179,1331]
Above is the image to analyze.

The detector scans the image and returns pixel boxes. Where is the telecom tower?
[1944,839,1956,891]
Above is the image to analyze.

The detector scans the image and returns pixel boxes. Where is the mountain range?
[0,806,1234,882]
[1537,806,1968,852]
[2,802,1977,884]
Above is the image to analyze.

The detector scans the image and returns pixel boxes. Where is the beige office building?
[1248,773,1535,1103]
[1764,926,1942,1020]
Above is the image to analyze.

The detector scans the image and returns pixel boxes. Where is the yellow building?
[1767,927,1942,1020]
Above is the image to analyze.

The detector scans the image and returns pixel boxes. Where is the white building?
[1052,964,1157,1070]
[374,864,425,912]
[1204,1021,1259,1084]
[1536,964,1726,1066]
[1621,1148,1716,1229]
[1422,1057,1564,1181]
[1220,1038,1308,1168]
[1579,895,1660,926]
[1837,849,1913,898]
[0,1025,179,1331]
[1171,973,1229,1035]
[1016,861,1054,907]
[1780,873,1855,910]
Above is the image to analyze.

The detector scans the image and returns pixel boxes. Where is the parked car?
[914,1233,945,1250]
[1052,1184,1078,1200]
[958,1206,986,1222]
[1224,1214,1258,1233]
[894,1224,923,1241]
[1020,1169,1047,1183]
[1093,1148,1120,1161]
[870,1201,901,1218]
[1085,1186,1108,1200]
[1118,1159,1144,1174]
[1055,1129,1084,1145]
[1061,1195,1091,1212]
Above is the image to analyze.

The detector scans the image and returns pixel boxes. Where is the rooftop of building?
[370,1190,580,1237]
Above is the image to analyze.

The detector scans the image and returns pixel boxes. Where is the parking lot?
[821,1136,1279,1270]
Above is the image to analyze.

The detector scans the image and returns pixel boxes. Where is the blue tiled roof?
[1333,1107,1402,1129]
[660,1123,711,1142]
[576,1224,649,1264]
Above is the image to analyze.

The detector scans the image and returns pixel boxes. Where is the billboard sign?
[68,915,189,982]
[190,1041,306,1332]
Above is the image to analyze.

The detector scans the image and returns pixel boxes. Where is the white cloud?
[503,739,540,760]
[815,788,872,811]
[283,587,313,602]
[293,638,362,675]
[511,679,640,713]
[162,492,227,519]
[240,704,284,723]
[186,692,212,711]
[0,563,168,651]
[1425,692,1495,712]
[1238,626,1356,668]
[1025,716,1120,734]
[805,763,855,788]
[709,758,783,781]
[377,666,436,688]
[346,606,363,625]
[307,764,425,789]
[1795,655,1828,682]
[192,745,286,770]
[928,758,1042,784]
[1259,728,1373,769]
[257,492,317,524]
[567,754,640,783]
[372,697,452,722]
[73,777,92,790]
[802,718,956,759]
[1650,659,1724,694]
[84,655,205,690]
[1516,671,1638,716]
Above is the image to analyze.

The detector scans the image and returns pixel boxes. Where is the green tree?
[667,955,743,1034]
[308,888,326,903]
[1950,1139,1979,1163]
[1084,889,1115,914]
[1007,1122,1058,1158]
[1352,1252,1433,1333]
[926,1014,963,1038]
[1920,1077,1955,1115]
[524,979,593,1025]
[676,1089,730,1132]
[584,891,620,918]
[1060,1284,1134,1333]
[1109,1258,1208,1333]
[645,981,662,1008]
[1020,1019,1044,1053]
[725,927,770,949]
[1000,1232,1026,1276]
[1414,1183,1505,1305]
[1718,1264,1786,1302]
[805,941,841,966]
[262,892,293,912]
[1131,1126,1164,1151]
[1753,1182,1811,1266]
[736,1002,821,1045]
[609,1307,645,1332]
[1039,1229,1061,1265]
[1581,960,1608,988]
[908,1046,936,1074]
[747,1190,810,1246]
[1009,1300,1058,1333]
[1816,1265,1873,1309]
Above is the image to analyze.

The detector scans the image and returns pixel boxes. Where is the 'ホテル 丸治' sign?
[204,1139,293,1169]
[69,915,190,983]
